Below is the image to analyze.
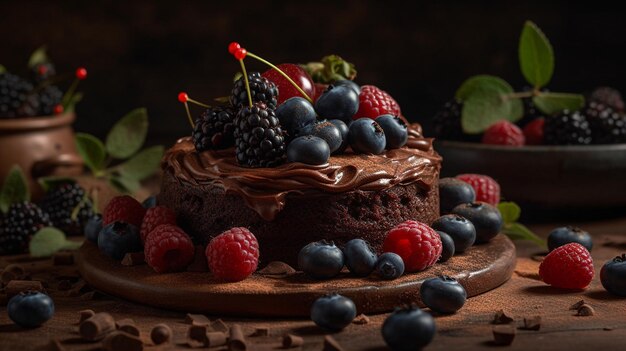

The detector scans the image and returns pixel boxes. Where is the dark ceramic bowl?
[436,141,626,211]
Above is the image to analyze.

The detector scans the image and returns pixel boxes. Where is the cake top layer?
[163,124,441,220]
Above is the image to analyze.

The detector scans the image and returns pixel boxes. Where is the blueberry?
[343,239,377,277]
[142,196,157,208]
[375,252,405,280]
[438,178,476,214]
[286,135,330,165]
[84,214,103,243]
[334,79,361,95]
[431,214,476,253]
[452,202,502,244]
[276,97,317,139]
[329,119,349,154]
[436,231,455,263]
[310,294,357,331]
[547,226,593,252]
[375,114,408,149]
[601,254,626,296]
[298,241,345,279]
[7,291,54,328]
[420,275,467,314]
[97,221,142,260]
[348,118,386,154]
[298,120,343,153]
[382,307,435,351]
[314,85,359,123]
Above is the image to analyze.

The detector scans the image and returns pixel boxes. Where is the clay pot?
[0,112,84,200]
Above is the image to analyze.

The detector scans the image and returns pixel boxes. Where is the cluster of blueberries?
[280,81,408,165]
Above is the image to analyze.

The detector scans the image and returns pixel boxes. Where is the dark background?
[1,0,624,145]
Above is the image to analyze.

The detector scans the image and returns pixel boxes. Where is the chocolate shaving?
[577,304,595,316]
[229,324,247,351]
[492,325,516,346]
[102,331,143,351]
[116,318,140,337]
[44,339,65,351]
[185,313,211,326]
[6,280,44,298]
[78,310,95,324]
[569,300,586,310]
[492,309,514,324]
[352,314,370,325]
[211,319,229,333]
[250,326,270,337]
[187,246,209,272]
[52,251,74,265]
[258,261,296,276]
[520,316,541,331]
[188,325,208,345]
[80,312,116,341]
[151,323,172,345]
[121,252,145,266]
[282,334,303,348]
[207,332,228,347]
[323,335,345,351]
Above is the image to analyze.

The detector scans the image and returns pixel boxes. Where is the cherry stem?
[183,101,195,129]
[246,52,313,103]
[239,59,253,108]
[187,98,210,108]
[61,78,80,108]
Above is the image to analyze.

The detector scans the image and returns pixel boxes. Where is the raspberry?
[382,221,442,272]
[456,174,501,206]
[144,224,195,273]
[523,118,545,145]
[539,243,594,289]
[103,195,146,227]
[140,206,177,243]
[206,227,259,282]
[354,85,401,120]
[481,121,525,146]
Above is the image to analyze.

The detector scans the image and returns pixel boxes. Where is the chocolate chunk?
[44,339,65,351]
[78,309,95,324]
[57,280,72,291]
[282,334,304,348]
[520,316,541,331]
[323,335,345,351]
[577,304,595,316]
[352,314,370,325]
[185,313,210,326]
[102,331,143,351]
[121,252,145,266]
[211,319,229,333]
[229,324,247,351]
[569,299,586,310]
[251,326,270,337]
[492,325,516,346]
[258,261,296,275]
[80,313,116,341]
[207,332,228,347]
[116,318,140,337]
[53,251,74,265]
[151,323,172,345]
[188,325,208,345]
[187,245,209,272]
[6,280,44,298]
[492,309,514,324]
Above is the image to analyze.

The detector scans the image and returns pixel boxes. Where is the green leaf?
[0,64,6,74]
[302,55,357,84]
[532,92,585,115]
[456,75,512,100]
[38,176,76,193]
[63,92,83,113]
[105,108,149,159]
[0,165,30,213]
[519,21,554,88]
[29,227,81,258]
[75,133,106,174]
[28,46,50,69]
[502,222,546,247]
[117,146,164,180]
[109,175,141,193]
[498,202,521,224]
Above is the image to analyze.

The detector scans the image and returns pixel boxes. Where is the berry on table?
[297,120,343,154]
[376,114,408,149]
[523,117,545,145]
[544,110,592,145]
[382,306,436,351]
[1,202,52,255]
[102,195,146,227]
[206,227,259,282]
[230,72,278,110]
[328,119,349,154]
[314,85,359,123]
[547,226,592,252]
[431,214,476,253]
[383,220,442,272]
[432,99,464,141]
[286,135,330,165]
[140,206,177,243]
[588,86,624,112]
[145,224,195,273]
[456,173,501,206]
[420,275,467,314]
[97,222,142,261]
[40,182,94,236]
[275,97,316,140]
[7,291,54,328]
[310,294,357,331]
[481,120,525,146]
[234,102,287,168]
[375,252,405,280]
[192,105,236,151]
[354,85,401,119]
[438,177,476,214]
[585,101,626,144]
[436,231,455,262]
[348,118,386,154]
[262,63,316,105]
[452,202,503,244]
[84,214,103,243]
[343,238,378,277]
[298,241,345,279]
[600,254,626,297]
[539,243,594,289]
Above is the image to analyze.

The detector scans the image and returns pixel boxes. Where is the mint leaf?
[109,175,141,193]
[498,202,521,224]
[29,227,81,258]
[0,165,30,213]
[75,133,106,174]
[117,145,164,180]
[302,55,357,83]
[105,108,149,159]
[533,92,585,115]
[502,222,546,247]
[0,64,6,74]
[519,21,554,88]
[456,75,512,100]
[28,46,49,69]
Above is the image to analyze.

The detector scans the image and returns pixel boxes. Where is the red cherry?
[178,92,189,103]
[75,67,88,80]
[228,42,241,54]
[53,105,64,115]
[38,65,48,76]
[262,63,316,105]
[233,48,247,60]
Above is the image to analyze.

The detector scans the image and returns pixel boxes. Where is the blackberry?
[192,105,236,151]
[432,99,463,141]
[40,182,94,236]
[588,86,624,112]
[0,202,52,255]
[230,72,278,110]
[585,101,626,144]
[234,102,286,168]
[544,110,592,145]
[38,85,63,116]
[0,73,39,118]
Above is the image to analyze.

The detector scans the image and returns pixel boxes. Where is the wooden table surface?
[1,216,626,351]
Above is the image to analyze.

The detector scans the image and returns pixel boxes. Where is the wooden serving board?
[77,234,516,317]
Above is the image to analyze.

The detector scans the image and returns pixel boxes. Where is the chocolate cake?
[159,124,441,264]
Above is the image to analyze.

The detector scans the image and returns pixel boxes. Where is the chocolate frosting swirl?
[162,124,441,220]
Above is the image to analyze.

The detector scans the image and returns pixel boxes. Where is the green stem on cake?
[239,59,253,107]
[246,52,314,103]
